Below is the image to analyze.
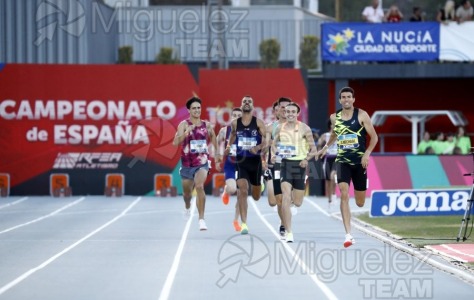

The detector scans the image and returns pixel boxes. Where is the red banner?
[0,64,199,193]
[199,69,308,126]
[0,65,308,195]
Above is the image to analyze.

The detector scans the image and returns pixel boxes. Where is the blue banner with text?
[370,189,472,217]
[322,22,440,62]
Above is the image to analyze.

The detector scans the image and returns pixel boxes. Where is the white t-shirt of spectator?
[362,6,384,23]
[456,5,473,20]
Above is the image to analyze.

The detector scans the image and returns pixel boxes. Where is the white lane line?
[249,198,338,300]
[318,198,474,284]
[425,246,468,263]
[305,197,331,217]
[440,244,474,259]
[0,196,142,296]
[0,197,29,210]
[158,198,196,300]
[0,197,86,235]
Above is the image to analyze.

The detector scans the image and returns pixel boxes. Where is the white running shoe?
[286,232,294,243]
[183,208,191,220]
[199,219,208,231]
[343,234,355,248]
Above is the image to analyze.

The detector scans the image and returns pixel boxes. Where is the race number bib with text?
[338,134,359,150]
[190,140,208,153]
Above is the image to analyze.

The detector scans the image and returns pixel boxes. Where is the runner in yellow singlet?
[272,102,317,243]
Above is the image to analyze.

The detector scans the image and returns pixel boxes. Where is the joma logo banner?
[370,189,472,217]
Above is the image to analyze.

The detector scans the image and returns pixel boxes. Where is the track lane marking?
[0,196,142,295]
[249,198,338,300]
[158,198,196,300]
[0,197,85,235]
[0,197,29,210]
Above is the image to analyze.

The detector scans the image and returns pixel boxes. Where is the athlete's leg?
[237,178,249,224]
[251,185,261,201]
[292,188,305,207]
[194,168,208,220]
[181,178,194,210]
[225,178,237,195]
[266,179,276,207]
[353,166,368,207]
[281,181,293,233]
[338,181,351,235]
[233,190,241,231]
[354,190,366,207]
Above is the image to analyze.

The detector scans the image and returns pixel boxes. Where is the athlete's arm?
[225,119,237,156]
[252,118,267,155]
[315,114,337,159]
[207,122,222,171]
[217,127,226,156]
[173,121,189,146]
[263,123,274,162]
[317,133,326,149]
[304,123,318,160]
[300,123,317,168]
[271,124,282,164]
[359,109,378,168]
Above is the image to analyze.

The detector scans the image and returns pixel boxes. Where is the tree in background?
[156,47,181,64]
[118,46,133,64]
[259,38,281,69]
[299,35,320,69]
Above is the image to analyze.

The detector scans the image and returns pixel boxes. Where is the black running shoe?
[279,225,285,239]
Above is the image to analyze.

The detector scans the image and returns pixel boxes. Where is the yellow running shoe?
[240,223,248,235]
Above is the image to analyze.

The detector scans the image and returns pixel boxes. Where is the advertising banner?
[0,65,308,195]
[322,22,440,62]
[439,22,474,61]
[0,64,199,195]
[370,189,472,217]
[199,69,308,125]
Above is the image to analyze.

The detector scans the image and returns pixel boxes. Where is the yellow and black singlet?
[334,108,366,165]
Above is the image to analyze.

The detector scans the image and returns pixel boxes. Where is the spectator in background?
[455,126,472,154]
[456,0,473,23]
[417,131,432,154]
[443,133,456,154]
[431,132,447,154]
[385,5,404,22]
[409,6,425,21]
[453,146,463,155]
[437,0,456,23]
[362,0,384,23]
[425,146,435,155]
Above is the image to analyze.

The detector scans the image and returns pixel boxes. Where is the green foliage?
[259,38,281,69]
[358,213,464,248]
[155,47,181,65]
[299,35,320,69]
[118,46,133,64]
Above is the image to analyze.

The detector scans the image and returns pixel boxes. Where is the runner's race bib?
[238,137,257,150]
[277,144,296,158]
[338,134,359,150]
[190,140,208,153]
[229,144,237,156]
